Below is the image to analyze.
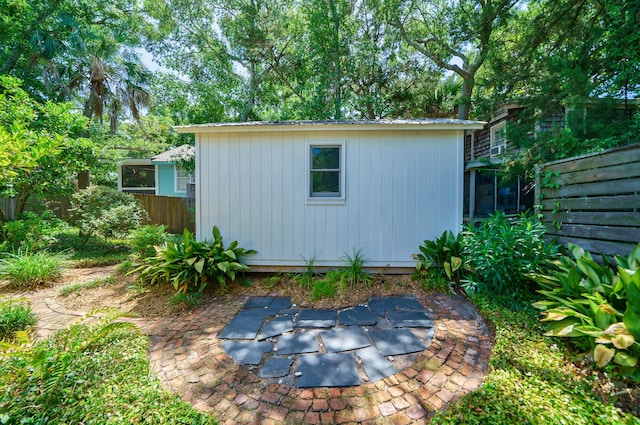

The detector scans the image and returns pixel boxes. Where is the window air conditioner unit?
[490,145,504,157]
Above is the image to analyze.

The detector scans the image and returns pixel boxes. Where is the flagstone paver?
[26,286,493,424]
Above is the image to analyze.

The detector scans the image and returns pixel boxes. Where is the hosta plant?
[132,226,256,294]
[533,243,640,378]
[414,230,465,287]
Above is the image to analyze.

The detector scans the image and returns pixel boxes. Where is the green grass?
[431,294,640,425]
[0,298,37,340]
[59,276,116,297]
[0,251,65,287]
[49,229,132,267]
[0,315,216,424]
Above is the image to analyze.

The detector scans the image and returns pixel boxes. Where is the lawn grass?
[0,316,216,424]
[48,229,132,267]
[431,294,640,425]
[59,275,117,297]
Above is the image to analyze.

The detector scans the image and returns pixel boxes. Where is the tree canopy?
[1,0,638,204]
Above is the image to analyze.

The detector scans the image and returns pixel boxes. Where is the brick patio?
[29,289,493,424]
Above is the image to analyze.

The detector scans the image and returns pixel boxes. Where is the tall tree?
[387,0,520,119]
[0,76,94,215]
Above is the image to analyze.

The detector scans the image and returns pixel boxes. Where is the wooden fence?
[536,142,640,259]
[133,194,195,235]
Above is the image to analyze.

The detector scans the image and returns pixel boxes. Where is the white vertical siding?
[197,129,464,267]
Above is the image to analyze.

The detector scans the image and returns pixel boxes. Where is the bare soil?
[49,268,425,318]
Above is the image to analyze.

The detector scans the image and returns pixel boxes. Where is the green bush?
[533,243,640,380]
[0,298,37,341]
[0,310,215,424]
[0,211,68,253]
[415,230,465,286]
[130,224,169,258]
[68,186,147,242]
[0,251,65,287]
[462,212,560,298]
[132,227,256,294]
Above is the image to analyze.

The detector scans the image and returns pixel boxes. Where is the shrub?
[0,297,37,341]
[0,211,68,253]
[0,251,65,287]
[415,230,465,287]
[130,224,169,258]
[68,186,147,242]
[533,243,640,380]
[0,310,215,424]
[462,211,560,298]
[132,226,256,294]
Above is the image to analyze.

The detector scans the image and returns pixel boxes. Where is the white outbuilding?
[175,119,484,271]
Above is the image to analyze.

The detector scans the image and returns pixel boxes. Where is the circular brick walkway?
[28,290,492,424]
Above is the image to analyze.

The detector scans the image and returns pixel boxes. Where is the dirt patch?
[51,269,425,318]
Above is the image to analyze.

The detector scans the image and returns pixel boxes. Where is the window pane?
[122,165,155,188]
[175,168,188,192]
[312,147,339,169]
[311,171,340,195]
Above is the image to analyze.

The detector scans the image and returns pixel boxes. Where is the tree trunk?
[457,77,474,120]
[78,171,90,189]
[1,48,21,74]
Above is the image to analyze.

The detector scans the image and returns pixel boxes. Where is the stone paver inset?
[388,309,435,328]
[356,346,399,382]
[222,340,273,365]
[337,305,377,326]
[27,287,494,425]
[296,353,360,388]
[257,316,293,341]
[320,326,371,352]
[277,331,320,354]
[369,328,427,356]
[295,309,337,328]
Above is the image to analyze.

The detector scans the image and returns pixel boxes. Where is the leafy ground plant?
[431,294,639,424]
[0,297,36,341]
[133,226,256,294]
[533,243,640,380]
[0,251,65,287]
[0,309,215,424]
[0,211,68,253]
[414,230,465,287]
[462,211,559,300]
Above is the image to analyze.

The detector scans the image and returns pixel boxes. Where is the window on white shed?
[310,145,342,198]
[175,168,193,193]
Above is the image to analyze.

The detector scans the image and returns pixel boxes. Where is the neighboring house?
[463,100,635,221]
[118,145,195,198]
[176,119,484,270]
[464,104,540,221]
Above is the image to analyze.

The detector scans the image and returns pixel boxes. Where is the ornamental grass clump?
[0,251,65,287]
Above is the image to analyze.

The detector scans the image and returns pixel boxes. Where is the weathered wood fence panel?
[133,194,195,235]
[537,143,640,258]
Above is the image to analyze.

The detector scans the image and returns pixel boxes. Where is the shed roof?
[175,118,485,134]
[151,144,194,163]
